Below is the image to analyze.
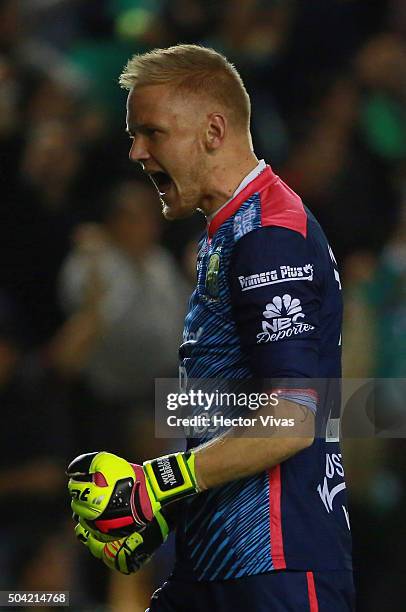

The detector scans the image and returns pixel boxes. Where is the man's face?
[126,84,209,220]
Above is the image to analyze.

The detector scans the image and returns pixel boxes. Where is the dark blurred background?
[0,0,405,610]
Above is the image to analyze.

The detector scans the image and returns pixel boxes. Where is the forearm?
[193,400,314,490]
[67,401,313,544]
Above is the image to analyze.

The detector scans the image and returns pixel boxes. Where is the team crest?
[205,247,222,298]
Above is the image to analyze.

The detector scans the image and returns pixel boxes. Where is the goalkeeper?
[68,44,354,611]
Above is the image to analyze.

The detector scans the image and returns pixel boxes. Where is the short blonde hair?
[119,44,251,129]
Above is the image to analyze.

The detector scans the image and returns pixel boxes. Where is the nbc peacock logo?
[256,294,315,343]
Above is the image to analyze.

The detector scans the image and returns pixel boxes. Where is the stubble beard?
[161,156,208,221]
[161,183,203,221]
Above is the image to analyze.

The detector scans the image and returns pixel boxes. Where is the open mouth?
[149,171,173,195]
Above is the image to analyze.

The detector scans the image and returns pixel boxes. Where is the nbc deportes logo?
[256,294,315,343]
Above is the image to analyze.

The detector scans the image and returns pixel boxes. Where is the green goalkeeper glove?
[67,450,198,541]
[75,509,169,574]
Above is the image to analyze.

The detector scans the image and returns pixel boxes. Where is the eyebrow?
[125,123,161,136]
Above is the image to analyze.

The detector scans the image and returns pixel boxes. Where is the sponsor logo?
[70,487,90,501]
[92,495,105,505]
[239,264,313,292]
[256,294,315,343]
[317,453,350,529]
[317,478,346,512]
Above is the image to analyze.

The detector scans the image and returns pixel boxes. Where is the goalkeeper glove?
[75,509,169,574]
[67,450,198,540]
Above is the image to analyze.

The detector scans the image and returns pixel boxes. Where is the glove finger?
[74,523,90,545]
[74,522,106,560]
[77,516,114,543]
[102,540,126,573]
[66,452,99,477]
[67,452,103,521]
[87,534,108,560]
[114,535,146,575]
[68,452,136,528]
[100,532,146,574]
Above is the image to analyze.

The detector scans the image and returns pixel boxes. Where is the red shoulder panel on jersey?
[208,166,277,238]
[208,165,307,239]
[260,174,307,239]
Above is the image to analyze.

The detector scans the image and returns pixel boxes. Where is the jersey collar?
[207,165,276,239]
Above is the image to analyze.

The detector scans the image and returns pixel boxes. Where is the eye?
[146,128,159,137]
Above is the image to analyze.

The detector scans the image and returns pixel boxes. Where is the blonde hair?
[119,44,251,129]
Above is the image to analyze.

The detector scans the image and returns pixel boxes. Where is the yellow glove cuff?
[143,451,198,505]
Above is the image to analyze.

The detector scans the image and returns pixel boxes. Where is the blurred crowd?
[0,1,405,610]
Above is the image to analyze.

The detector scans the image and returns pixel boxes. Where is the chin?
[161,200,196,221]
[162,205,176,220]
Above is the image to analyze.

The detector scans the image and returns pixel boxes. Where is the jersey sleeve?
[229,225,321,412]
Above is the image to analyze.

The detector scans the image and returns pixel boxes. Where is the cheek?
[179,164,201,195]
[177,135,202,169]
[185,143,205,179]
[167,137,204,195]
[189,153,207,186]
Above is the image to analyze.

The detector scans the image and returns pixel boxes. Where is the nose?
[128,135,150,163]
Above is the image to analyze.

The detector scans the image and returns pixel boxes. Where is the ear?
[205,113,226,151]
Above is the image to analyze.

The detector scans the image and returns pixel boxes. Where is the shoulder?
[259,175,307,238]
[232,173,308,244]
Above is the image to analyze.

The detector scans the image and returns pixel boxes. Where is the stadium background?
[0,0,405,610]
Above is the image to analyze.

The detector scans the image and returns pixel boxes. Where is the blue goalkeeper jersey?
[174,164,352,581]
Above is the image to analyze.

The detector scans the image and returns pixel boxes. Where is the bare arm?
[193,399,315,490]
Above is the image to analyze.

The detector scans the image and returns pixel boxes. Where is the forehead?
[126,84,204,130]
[126,85,176,125]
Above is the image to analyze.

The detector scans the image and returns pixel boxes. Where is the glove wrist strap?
[143,451,199,505]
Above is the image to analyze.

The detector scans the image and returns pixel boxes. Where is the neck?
[199,149,259,217]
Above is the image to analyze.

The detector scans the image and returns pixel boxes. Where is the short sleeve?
[230,226,321,383]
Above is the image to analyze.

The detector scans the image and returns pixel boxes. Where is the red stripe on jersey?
[208,166,277,238]
[260,176,307,238]
[269,465,286,569]
[306,571,319,612]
